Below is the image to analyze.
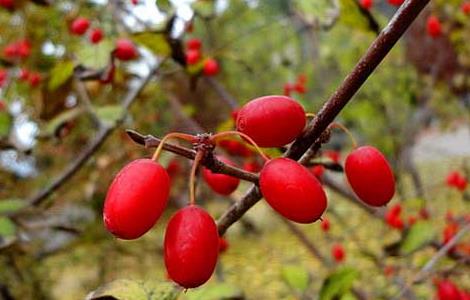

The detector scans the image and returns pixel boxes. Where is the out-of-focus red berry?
[186,49,201,65]
[186,38,202,51]
[219,237,229,253]
[89,28,104,44]
[166,158,182,178]
[283,83,293,96]
[71,17,90,36]
[407,216,417,226]
[0,69,7,87]
[360,0,373,10]
[426,15,442,38]
[18,69,30,81]
[203,58,219,76]
[243,160,261,173]
[462,2,470,15]
[114,39,138,61]
[0,0,14,10]
[311,165,325,180]
[387,0,404,6]
[419,207,430,220]
[321,217,330,232]
[324,150,340,163]
[28,72,42,87]
[332,244,345,263]
[436,280,461,300]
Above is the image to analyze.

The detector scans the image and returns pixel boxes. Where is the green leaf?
[400,221,436,255]
[0,199,26,215]
[184,283,244,300]
[319,267,359,300]
[48,60,75,91]
[76,40,114,69]
[0,111,12,137]
[132,32,171,57]
[0,217,16,237]
[281,265,310,293]
[95,105,124,126]
[155,0,172,13]
[41,107,85,137]
[86,279,180,300]
[191,0,215,18]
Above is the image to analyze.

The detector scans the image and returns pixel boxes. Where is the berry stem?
[329,122,358,149]
[211,131,270,161]
[151,132,196,162]
[189,149,205,206]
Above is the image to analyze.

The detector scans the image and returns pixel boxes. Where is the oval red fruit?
[186,49,201,65]
[426,15,442,38]
[114,39,138,61]
[164,205,219,288]
[103,159,170,239]
[436,280,461,300]
[186,38,202,50]
[259,158,327,223]
[90,28,104,44]
[203,58,219,76]
[203,156,240,195]
[236,95,306,147]
[345,146,395,207]
[360,0,373,10]
[71,17,90,36]
[332,244,345,263]
[0,0,14,9]
[320,217,330,232]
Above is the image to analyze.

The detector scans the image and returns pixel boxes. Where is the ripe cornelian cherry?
[463,2,470,15]
[0,0,14,9]
[114,39,138,61]
[332,244,345,263]
[259,158,327,223]
[436,280,461,300]
[203,156,240,195]
[387,0,403,6]
[427,15,442,38]
[345,146,395,207]
[186,38,202,50]
[164,205,219,289]
[236,95,306,147]
[89,28,104,44]
[186,49,201,65]
[320,217,330,232]
[360,0,373,10]
[103,159,170,239]
[203,58,219,76]
[71,17,90,36]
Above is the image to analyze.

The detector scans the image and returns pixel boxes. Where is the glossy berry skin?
[345,146,395,207]
[89,28,104,44]
[186,38,202,50]
[436,280,461,300]
[427,16,442,38]
[71,17,90,36]
[360,0,373,10]
[463,2,470,15]
[114,39,138,61]
[203,156,240,195]
[103,159,170,240]
[164,205,219,289]
[259,158,327,223]
[0,0,13,10]
[332,244,345,263]
[186,49,201,65]
[203,58,219,76]
[387,0,404,6]
[236,95,306,148]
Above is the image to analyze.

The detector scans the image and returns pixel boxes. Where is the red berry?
[166,158,182,178]
[324,150,340,163]
[283,83,293,96]
[131,0,138,4]
[320,217,330,232]
[332,244,345,263]
[446,171,468,191]
[186,38,202,50]
[3,44,17,58]
[28,72,42,87]
[443,223,458,245]
[219,237,229,253]
[103,159,170,240]
[297,74,307,84]
[202,156,240,195]
[436,280,461,300]
[385,211,404,230]
[203,58,219,76]
[360,0,373,10]
[114,39,138,61]
[345,146,395,207]
[462,2,470,15]
[236,95,306,148]
[71,17,90,36]
[164,205,219,289]
[387,0,404,6]
[419,207,430,220]
[259,158,327,223]
[89,28,104,44]
[311,165,325,180]
[186,49,201,65]
[218,139,253,157]
[389,203,402,217]
[408,216,417,226]
[294,82,306,94]
[231,109,239,122]
[384,265,395,277]
[427,16,442,38]
[16,39,31,58]
[0,0,13,9]
[243,160,261,173]
[18,69,30,81]
[0,69,7,87]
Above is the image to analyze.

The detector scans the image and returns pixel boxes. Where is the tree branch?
[217,0,430,235]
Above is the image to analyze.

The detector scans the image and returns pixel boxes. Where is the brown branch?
[126,130,259,184]
[18,61,164,211]
[217,0,430,236]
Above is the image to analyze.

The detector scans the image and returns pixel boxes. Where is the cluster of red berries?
[104,94,396,288]
[185,38,220,76]
[435,279,470,300]
[283,74,307,97]
[70,17,104,45]
[0,68,41,89]
[2,39,31,60]
[446,170,468,192]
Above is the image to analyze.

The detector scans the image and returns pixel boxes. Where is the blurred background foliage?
[0,0,469,299]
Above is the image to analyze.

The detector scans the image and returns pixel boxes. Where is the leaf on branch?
[0,111,12,138]
[281,265,311,293]
[48,60,75,91]
[0,216,17,249]
[132,32,171,57]
[40,107,85,138]
[95,105,125,127]
[0,199,26,215]
[400,221,436,255]
[76,40,114,69]
[86,279,180,300]
[319,267,359,300]
[184,282,244,300]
